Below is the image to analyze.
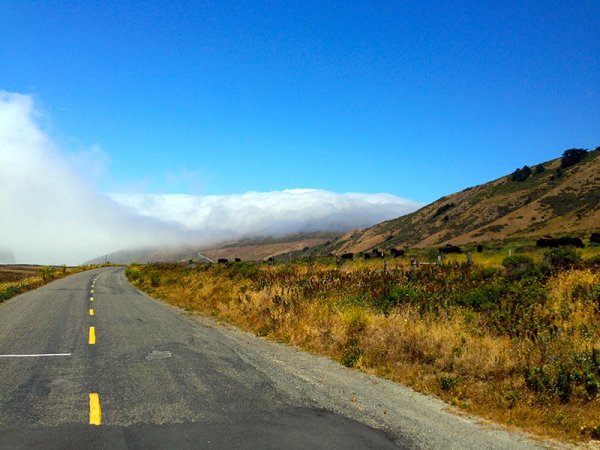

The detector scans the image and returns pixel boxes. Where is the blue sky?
[1,0,598,203]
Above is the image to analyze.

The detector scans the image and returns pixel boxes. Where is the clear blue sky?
[1,0,598,203]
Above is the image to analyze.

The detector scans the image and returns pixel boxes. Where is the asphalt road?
[0,268,548,449]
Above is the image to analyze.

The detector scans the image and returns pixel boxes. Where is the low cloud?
[0,91,421,264]
[0,91,190,264]
[109,190,420,240]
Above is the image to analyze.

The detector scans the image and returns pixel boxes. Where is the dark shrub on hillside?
[534,164,546,174]
[511,165,532,182]
[433,202,455,218]
[560,148,587,169]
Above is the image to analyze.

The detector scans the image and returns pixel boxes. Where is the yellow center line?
[88,326,96,345]
[89,308,94,316]
[90,297,94,302]
[89,393,102,425]
[90,289,94,294]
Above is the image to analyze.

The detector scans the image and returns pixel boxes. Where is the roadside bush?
[38,266,55,282]
[585,255,600,269]
[125,266,142,282]
[437,375,461,392]
[0,285,22,302]
[543,248,582,271]
[525,348,600,403]
[502,255,538,280]
[460,284,504,311]
[372,285,418,315]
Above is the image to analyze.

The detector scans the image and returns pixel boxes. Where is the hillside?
[325,147,600,254]
[87,232,341,264]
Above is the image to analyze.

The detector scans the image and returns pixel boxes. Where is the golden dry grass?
[128,257,600,444]
[0,265,98,302]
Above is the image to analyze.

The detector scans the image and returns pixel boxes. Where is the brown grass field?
[127,247,600,444]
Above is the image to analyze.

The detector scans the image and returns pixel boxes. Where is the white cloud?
[109,190,420,240]
[0,90,421,264]
[0,91,188,264]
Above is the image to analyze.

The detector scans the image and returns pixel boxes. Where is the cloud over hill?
[0,91,420,264]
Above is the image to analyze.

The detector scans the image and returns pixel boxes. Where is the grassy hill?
[324,147,600,254]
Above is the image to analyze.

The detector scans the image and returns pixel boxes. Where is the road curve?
[0,268,548,449]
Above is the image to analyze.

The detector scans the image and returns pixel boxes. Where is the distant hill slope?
[326,147,600,254]
[87,232,341,264]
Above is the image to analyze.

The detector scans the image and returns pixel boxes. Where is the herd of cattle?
[213,233,599,263]
[334,233,599,262]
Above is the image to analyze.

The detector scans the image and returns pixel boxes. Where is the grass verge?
[0,265,103,303]
[127,252,600,443]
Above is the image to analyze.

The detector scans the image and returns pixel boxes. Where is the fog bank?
[0,91,420,264]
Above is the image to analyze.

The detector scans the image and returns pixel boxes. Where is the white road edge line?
[0,353,72,358]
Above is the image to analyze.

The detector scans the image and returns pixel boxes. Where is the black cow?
[536,236,557,248]
[536,236,584,248]
[557,237,585,248]
[439,244,462,254]
[590,233,600,244]
[362,253,372,260]
[341,253,354,260]
[234,258,242,262]
[217,258,229,263]
[476,244,484,253]
[372,249,385,259]
[390,248,405,258]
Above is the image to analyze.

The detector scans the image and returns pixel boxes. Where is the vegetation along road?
[0,268,547,449]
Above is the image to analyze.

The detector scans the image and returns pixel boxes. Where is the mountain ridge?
[324,147,600,254]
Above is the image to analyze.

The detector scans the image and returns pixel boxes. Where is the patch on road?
[145,350,173,361]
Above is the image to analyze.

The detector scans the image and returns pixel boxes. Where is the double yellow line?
[89,274,101,425]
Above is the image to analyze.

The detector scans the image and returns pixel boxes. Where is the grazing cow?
[536,236,557,248]
[390,248,405,258]
[341,252,354,260]
[372,249,385,259]
[439,244,462,254]
[234,258,242,262]
[217,258,228,264]
[557,237,585,248]
[536,236,585,248]
[590,233,600,244]
[363,253,372,260]
[476,244,484,253]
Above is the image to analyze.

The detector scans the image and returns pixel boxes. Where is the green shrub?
[372,285,418,315]
[502,255,538,279]
[38,266,55,282]
[125,266,142,282]
[585,255,600,269]
[150,271,161,287]
[341,342,362,367]
[0,285,22,302]
[461,284,504,311]
[543,248,582,271]
[437,375,461,391]
[525,348,600,403]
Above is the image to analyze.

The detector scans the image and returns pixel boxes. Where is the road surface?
[0,268,547,449]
